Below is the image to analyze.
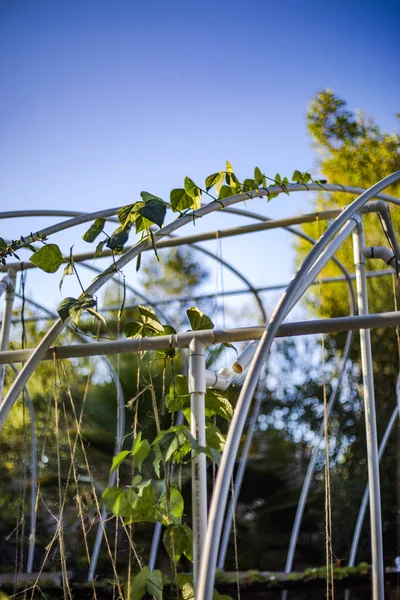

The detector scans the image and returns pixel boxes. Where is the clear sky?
[1,0,399,321]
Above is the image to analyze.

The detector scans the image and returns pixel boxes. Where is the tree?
[295,90,400,565]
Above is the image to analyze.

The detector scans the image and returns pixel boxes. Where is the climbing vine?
[0,163,327,599]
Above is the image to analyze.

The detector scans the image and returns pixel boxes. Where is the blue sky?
[1,0,399,322]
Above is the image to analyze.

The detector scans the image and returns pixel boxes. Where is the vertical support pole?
[0,269,16,399]
[188,337,207,589]
[352,219,384,600]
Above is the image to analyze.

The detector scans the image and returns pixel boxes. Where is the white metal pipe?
[188,337,207,588]
[0,270,16,398]
[196,170,400,600]
[205,368,234,391]
[363,246,397,267]
[3,311,400,367]
[219,216,357,570]
[367,201,400,262]
[353,221,384,600]
[348,398,400,566]
[344,375,400,600]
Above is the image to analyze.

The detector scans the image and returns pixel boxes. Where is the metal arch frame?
[9,293,126,581]
[0,209,267,322]
[2,185,400,278]
[1,177,400,599]
[214,206,357,573]
[343,388,400,600]
[3,181,396,428]
[197,171,400,600]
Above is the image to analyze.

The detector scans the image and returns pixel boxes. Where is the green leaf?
[146,569,163,600]
[292,169,303,182]
[138,305,165,332]
[30,244,65,273]
[149,228,159,261]
[226,160,234,173]
[158,485,184,525]
[182,582,195,600]
[154,425,198,464]
[135,198,166,233]
[254,166,266,188]
[86,307,107,326]
[205,172,225,193]
[124,306,166,340]
[184,177,202,209]
[166,375,233,421]
[106,226,130,252]
[170,188,195,212]
[130,567,163,600]
[213,591,234,600]
[132,433,151,472]
[57,297,78,322]
[103,487,134,517]
[199,445,220,464]
[59,261,74,292]
[243,178,256,191]
[95,240,106,258]
[225,171,241,193]
[130,567,149,600]
[69,294,97,325]
[117,204,135,228]
[218,185,233,200]
[140,191,164,204]
[206,421,226,452]
[110,450,131,474]
[57,294,101,326]
[187,306,214,331]
[205,388,233,420]
[128,481,157,523]
[124,321,144,338]
[82,218,105,243]
[163,523,193,563]
[165,375,189,413]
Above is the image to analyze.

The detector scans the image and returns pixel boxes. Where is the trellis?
[1,173,400,600]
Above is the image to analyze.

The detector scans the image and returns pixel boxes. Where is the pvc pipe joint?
[205,368,234,391]
[363,246,397,268]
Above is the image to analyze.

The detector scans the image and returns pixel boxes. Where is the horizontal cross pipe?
[1,310,400,364]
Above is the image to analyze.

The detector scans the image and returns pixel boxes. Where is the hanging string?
[216,233,226,330]
[53,359,73,600]
[316,216,334,599]
[391,273,400,588]
[113,273,123,600]
[61,360,124,600]
[60,388,98,600]
[230,478,241,600]
[13,268,28,591]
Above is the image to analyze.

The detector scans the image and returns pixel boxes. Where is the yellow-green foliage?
[297,90,400,320]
